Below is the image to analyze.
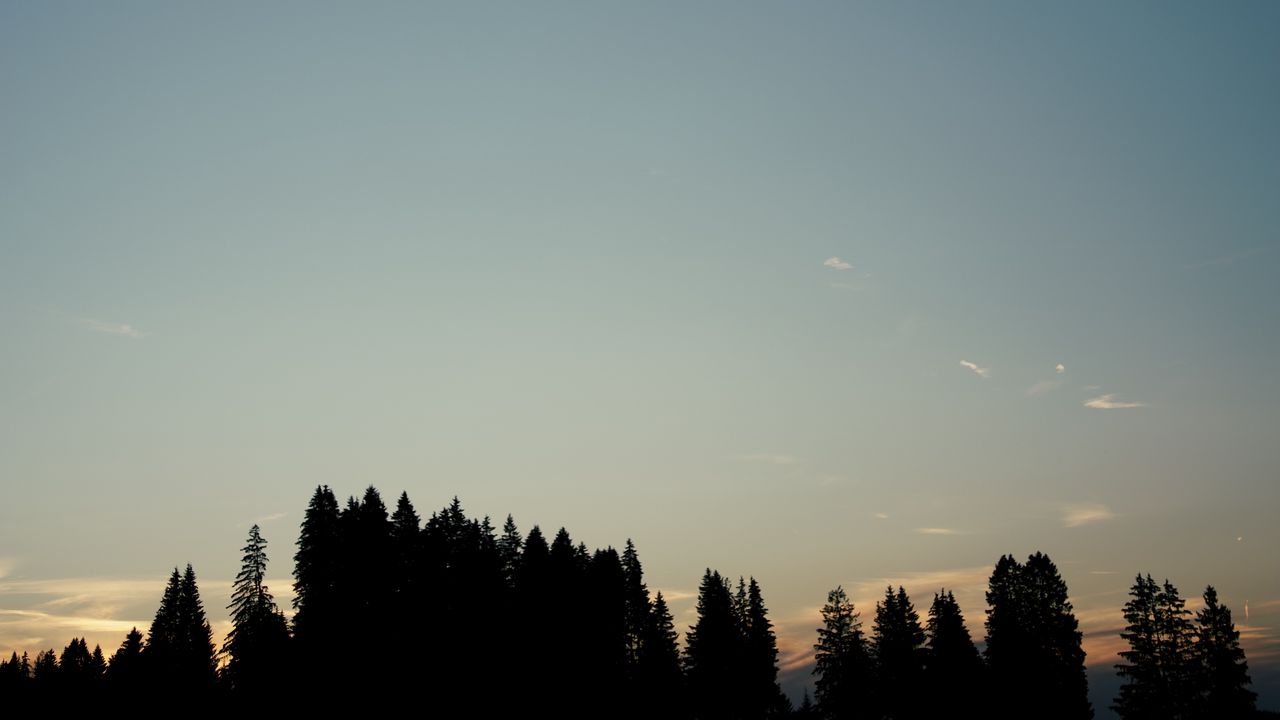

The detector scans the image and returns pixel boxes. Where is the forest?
[0,485,1262,719]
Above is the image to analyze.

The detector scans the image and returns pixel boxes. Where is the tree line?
[0,486,1261,718]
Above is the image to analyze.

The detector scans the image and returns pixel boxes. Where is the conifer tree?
[639,591,685,714]
[222,524,290,695]
[685,569,742,720]
[872,586,926,719]
[621,539,652,667]
[1194,586,1255,719]
[924,590,982,715]
[1113,575,1197,719]
[743,577,788,718]
[106,628,144,694]
[812,585,870,719]
[985,553,1092,720]
[496,514,523,587]
[292,485,342,648]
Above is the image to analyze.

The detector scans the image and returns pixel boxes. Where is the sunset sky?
[2,2,1278,713]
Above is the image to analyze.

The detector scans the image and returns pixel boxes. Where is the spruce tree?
[639,591,685,715]
[1113,575,1198,719]
[872,586,926,719]
[1194,586,1255,719]
[685,569,742,720]
[812,585,870,719]
[925,590,982,715]
[985,553,1092,720]
[222,524,291,696]
[106,627,145,694]
[292,485,342,650]
[621,539,652,668]
[743,577,788,718]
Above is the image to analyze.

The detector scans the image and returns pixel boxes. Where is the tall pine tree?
[872,586,926,720]
[1194,586,1255,719]
[812,585,871,720]
[221,524,291,696]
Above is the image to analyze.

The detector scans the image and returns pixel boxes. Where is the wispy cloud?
[1184,246,1267,270]
[1027,379,1062,396]
[959,360,990,379]
[80,317,146,338]
[255,512,287,524]
[823,257,853,271]
[1063,504,1115,528]
[734,454,800,466]
[1027,364,1067,396]
[915,527,962,536]
[874,512,889,520]
[0,558,16,580]
[1084,393,1146,410]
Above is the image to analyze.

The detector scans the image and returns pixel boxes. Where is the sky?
[2,1,1278,713]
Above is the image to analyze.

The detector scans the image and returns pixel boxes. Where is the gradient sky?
[2,2,1278,714]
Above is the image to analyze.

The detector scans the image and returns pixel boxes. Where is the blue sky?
[2,2,1278,712]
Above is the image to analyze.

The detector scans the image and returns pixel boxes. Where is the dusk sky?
[2,2,1278,713]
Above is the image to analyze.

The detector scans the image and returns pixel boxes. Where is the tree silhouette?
[1194,586,1255,719]
[106,627,145,695]
[742,577,788,718]
[1113,575,1198,719]
[145,565,216,697]
[872,586,927,719]
[221,524,291,697]
[639,591,685,716]
[685,569,742,720]
[812,585,871,719]
[985,553,1092,720]
[925,589,982,715]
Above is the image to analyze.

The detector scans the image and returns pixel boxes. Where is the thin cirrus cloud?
[1084,393,1146,410]
[823,257,853,270]
[734,454,801,466]
[1027,363,1067,396]
[959,360,990,379]
[915,527,962,536]
[80,317,146,339]
[1063,504,1115,528]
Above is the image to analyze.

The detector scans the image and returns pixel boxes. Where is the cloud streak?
[1063,504,1115,528]
[915,527,962,536]
[823,257,853,271]
[734,454,801,466]
[80,317,146,338]
[959,360,990,379]
[1084,393,1146,410]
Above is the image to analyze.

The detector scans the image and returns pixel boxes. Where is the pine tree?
[685,569,742,720]
[496,514,523,587]
[1113,575,1198,719]
[872,586,926,719]
[177,564,218,692]
[621,539,652,668]
[1194,586,1255,719]
[812,585,870,719]
[105,628,144,697]
[292,484,342,650]
[985,553,1092,720]
[925,590,982,715]
[742,577,787,718]
[222,524,291,696]
[639,591,685,715]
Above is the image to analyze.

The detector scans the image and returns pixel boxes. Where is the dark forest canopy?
[0,486,1262,718]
